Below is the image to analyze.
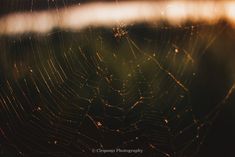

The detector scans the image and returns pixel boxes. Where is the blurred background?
[0,1,235,157]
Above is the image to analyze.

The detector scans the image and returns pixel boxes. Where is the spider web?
[0,1,235,157]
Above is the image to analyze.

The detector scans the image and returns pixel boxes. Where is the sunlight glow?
[0,1,235,35]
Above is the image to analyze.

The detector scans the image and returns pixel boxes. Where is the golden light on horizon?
[0,1,235,35]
